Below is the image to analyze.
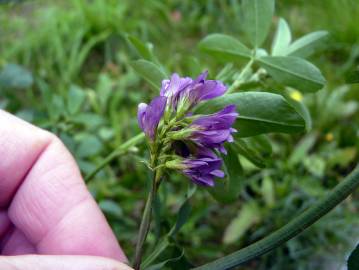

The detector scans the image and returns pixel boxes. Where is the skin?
[0,110,132,270]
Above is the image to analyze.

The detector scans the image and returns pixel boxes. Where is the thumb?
[0,255,133,270]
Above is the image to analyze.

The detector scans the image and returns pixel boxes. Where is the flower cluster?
[137,71,238,186]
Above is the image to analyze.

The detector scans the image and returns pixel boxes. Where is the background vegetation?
[0,0,358,269]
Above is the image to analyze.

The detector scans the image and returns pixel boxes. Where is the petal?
[137,103,148,131]
[199,81,227,101]
[143,96,167,139]
[210,169,225,178]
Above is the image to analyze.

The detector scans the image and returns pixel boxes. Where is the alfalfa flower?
[137,71,237,186]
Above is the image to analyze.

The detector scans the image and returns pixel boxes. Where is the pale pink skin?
[0,110,129,268]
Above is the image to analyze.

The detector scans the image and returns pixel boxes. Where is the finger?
[0,255,133,270]
[0,110,126,261]
[1,229,36,255]
[0,111,51,207]
[0,211,11,239]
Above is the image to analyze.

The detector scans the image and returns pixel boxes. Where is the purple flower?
[160,71,227,111]
[184,71,227,104]
[190,105,238,153]
[137,96,167,140]
[182,149,224,186]
[138,71,238,188]
[160,73,193,100]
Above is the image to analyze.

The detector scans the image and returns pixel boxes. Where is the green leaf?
[145,249,184,270]
[208,145,243,204]
[261,176,275,207]
[303,155,325,178]
[258,56,326,92]
[76,134,103,158]
[198,34,252,61]
[348,244,359,270]
[288,133,317,166]
[271,18,291,56]
[0,64,33,89]
[170,186,196,236]
[99,200,123,218]
[286,31,328,58]
[196,92,305,137]
[131,60,167,91]
[223,202,260,244]
[233,139,267,168]
[328,147,357,168]
[284,89,312,131]
[126,35,157,62]
[67,85,86,115]
[242,0,275,47]
[346,70,359,84]
[142,186,196,268]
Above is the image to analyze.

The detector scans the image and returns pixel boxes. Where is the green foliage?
[196,92,305,137]
[257,56,326,92]
[0,0,358,269]
[131,60,167,91]
[241,0,275,47]
[0,64,33,89]
[198,34,252,60]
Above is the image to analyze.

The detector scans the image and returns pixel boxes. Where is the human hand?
[0,110,132,270]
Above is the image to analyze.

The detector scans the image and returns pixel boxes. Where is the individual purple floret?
[182,149,225,186]
[160,73,192,107]
[160,71,227,112]
[184,71,227,105]
[137,96,167,140]
[190,105,238,154]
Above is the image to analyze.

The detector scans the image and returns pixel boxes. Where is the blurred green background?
[0,0,358,269]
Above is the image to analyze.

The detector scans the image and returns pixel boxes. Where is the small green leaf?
[288,133,317,166]
[146,249,184,270]
[99,200,123,218]
[76,134,103,158]
[67,85,86,115]
[261,176,275,207]
[271,18,291,56]
[0,64,33,89]
[170,186,196,236]
[328,147,357,168]
[284,89,312,131]
[303,155,325,178]
[223,202,260,244]
[142,186,196,268]
[348,244,359,270]
[286,31,328,58]
[126,35,157,62]
[196,92,305,137]
[131,60,167,91]
[198,34,251,61]
[258,56,326,92]
[346,70,359,84]
[242,0,275,47]
[233,139,267,168]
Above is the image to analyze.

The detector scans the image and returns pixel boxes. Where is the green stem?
[193,165,359,270]
[227,58,254,94]
[133,169,162,270]
[85,133,145,182]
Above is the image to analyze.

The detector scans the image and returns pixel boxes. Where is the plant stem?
[193,165,359,270]
[133,169,162,270]
[227,58,254,94]
[85,133,145,182]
